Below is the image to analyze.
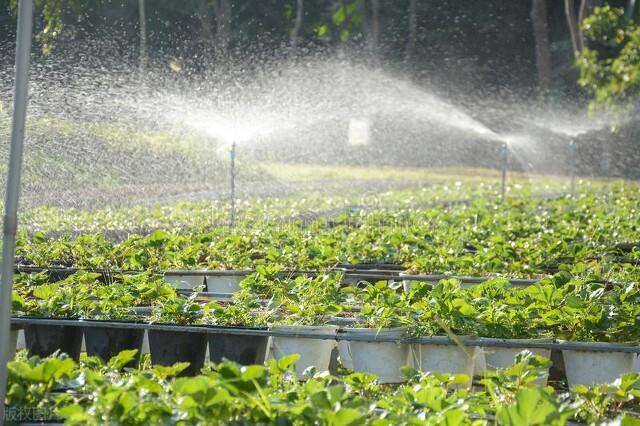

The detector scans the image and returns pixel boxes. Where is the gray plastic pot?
[271,325,337,378]
[482,339,552,369]
[163,273,205,290]
[343,328,410,383]
[562,343,636,387]
[205,270,252,293]
[480,339,552,385]
[411,338,477,388]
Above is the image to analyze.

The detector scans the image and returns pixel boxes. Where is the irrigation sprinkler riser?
[501,142,508,200]
[230,142,236,227]
[569,139,577,198]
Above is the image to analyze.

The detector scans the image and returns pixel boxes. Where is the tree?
[8,0,84,54]
[565,0,594,58]
[577,5,640,113]
[531,0,552,95]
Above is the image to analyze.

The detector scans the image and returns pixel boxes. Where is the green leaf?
[330,408,365,426]
[277,353,301,370]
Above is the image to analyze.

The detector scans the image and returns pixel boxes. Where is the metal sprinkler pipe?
[569,139,576,198]
[230,142,236,227]
[0,0,34,422]
[501,142,508,200]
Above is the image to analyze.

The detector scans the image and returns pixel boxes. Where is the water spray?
[500,142,508,201]
[230,142,237,227]
[569,139,576,198]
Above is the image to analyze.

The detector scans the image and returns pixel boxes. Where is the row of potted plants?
[14,183,640,280]
[8,348,640,425]
[10,268,640,386]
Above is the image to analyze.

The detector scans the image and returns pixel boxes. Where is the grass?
[259,161,585,185]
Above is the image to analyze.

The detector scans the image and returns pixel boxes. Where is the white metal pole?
[0,0,34,421]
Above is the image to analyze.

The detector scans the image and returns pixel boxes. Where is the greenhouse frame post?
[0,0,34,422]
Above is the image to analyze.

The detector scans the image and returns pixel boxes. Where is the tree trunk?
[565,0,581,57]
[627,0,637,18]
[357,0,379,54]
[197,0,215,60]
[406,0,417,61]
[369,0,380,52]
[357,0,370,42]
[578,0,593,49]
[215,0,232,57]
[138,0,147,73]
[531,0,552,96]
[291,0,304,48]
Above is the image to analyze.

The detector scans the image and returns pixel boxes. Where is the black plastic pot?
[23,324,83,360]
[14,265,75,282]
[338,263,405,271]
[615,242,640,253]
[208,333,269,365]
[47,268,77,282]
[148,330,207,376]
[84,326,144,365]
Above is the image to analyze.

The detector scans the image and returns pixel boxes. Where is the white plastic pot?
[271,325,337,378]
[412,340,477,388]
[563,344,636,387]
[163,273,205,290]
[205,270,251,293]
[344,328,410,384]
